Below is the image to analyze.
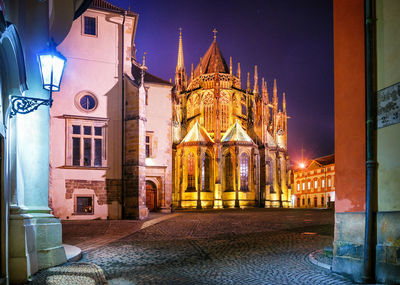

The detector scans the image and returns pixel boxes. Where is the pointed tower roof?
[176,28,185,71]
[221,121,254,143]
[194,39,229,77]
[181,122,214,143]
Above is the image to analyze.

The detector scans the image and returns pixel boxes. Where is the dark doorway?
[314,196,318,207]
[146,181,157,212]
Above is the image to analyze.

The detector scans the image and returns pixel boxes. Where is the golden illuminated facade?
[172,31,290,208]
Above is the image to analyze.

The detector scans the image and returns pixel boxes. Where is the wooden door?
[146,182,156,212]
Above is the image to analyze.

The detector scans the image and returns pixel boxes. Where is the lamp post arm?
[9,95,52,118]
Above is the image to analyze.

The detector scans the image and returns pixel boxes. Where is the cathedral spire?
[237,62,241,88]
[191,63,194,80]
[283,92,286,113]
[253,65,259,94]
[229,57,232,75]
[176,28,185,71]
[264,81,269,103]
[273,78,278,111]
[175,28,187,92]
[247,72,251,92]
[199,57,203,74]
[213,28,218,41]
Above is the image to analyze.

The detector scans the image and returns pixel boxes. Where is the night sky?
[111,0,334,165]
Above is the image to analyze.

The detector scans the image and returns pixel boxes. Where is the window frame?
[74,91,98,113]
[240,152,249,191]
[75,195,94,215]
[65,116,108,168]
[145,133,153,158]
[82,15,98,37]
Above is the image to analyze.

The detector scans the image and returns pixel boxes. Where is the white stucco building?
[50,0,172,221]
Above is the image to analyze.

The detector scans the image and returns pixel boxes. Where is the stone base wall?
[65,179,122,205]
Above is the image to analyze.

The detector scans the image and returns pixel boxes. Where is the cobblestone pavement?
[79,208,353,285]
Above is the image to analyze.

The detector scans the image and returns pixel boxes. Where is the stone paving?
[75,208,354,285]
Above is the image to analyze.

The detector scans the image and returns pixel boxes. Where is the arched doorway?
[146,181,157,212]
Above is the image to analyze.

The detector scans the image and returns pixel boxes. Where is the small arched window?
[240,153,249,191]
[224,153,233,191]
[201,153,211,191]
[187,152,196,191]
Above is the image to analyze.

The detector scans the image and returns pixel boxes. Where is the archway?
[146,181,157,212]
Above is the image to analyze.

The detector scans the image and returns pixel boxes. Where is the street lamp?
[10,39,66,117]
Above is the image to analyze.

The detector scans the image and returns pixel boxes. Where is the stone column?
[196,147,202,209]
[7,1,67,282]
[235,146,240,208]
[123,73,148,219]
[280,153,289,208]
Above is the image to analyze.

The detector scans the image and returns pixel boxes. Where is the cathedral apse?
[172,30,290,209]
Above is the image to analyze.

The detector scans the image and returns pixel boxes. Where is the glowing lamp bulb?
[299,162,305,169]
[37,41,66,92]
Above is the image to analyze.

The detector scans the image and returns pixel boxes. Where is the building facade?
[49,0,172,221]
[292,154,335,208]
[172,32,290,209]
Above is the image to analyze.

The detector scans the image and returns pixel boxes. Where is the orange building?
[292,154,335,208]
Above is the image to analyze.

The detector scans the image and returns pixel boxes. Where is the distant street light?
[10,39,66,117]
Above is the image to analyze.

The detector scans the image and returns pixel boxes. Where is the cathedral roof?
[221,121,254,143]
[193,40,229,77]
[181,122,214,143]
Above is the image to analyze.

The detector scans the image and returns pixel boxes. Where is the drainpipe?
[121,11,126,219]
[363,0,377,282]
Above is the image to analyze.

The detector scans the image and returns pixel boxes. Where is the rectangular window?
[76,196,93,214]
[297,183,300,191]
[84,138,91,166]
[308,181,311,190]
[328,178,332,187]
[145,135,151,158]
[67,118,107,167]
[314,180,318,189]
[84,16,97,36]
[302,182,305,190]
[94,139,102,166]
[322,179,325,188]
[72,138,80,166]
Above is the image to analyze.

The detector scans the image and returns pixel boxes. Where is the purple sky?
[111,0,334,165]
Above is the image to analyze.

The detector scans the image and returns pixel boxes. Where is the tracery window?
[187,152,196,191]
[201,153,211,191]
[240,153,249,191]
[203,93,214,132]
[224,153,233,191]
[221,104,229,131]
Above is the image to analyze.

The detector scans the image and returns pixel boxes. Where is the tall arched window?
[201,153,211,191]
[224,153,233,191]
[187,152,195,191]
[203,93,213,132]
[240,153,249,191]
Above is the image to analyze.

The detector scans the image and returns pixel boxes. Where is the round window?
[80,95,96,111]
[75,91,98,112]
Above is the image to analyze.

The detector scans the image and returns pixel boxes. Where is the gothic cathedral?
[172,31,290,209]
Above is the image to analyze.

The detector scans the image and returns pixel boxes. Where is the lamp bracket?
[9,95,52,118]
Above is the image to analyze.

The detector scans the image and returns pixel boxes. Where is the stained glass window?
[240,153,249,191]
